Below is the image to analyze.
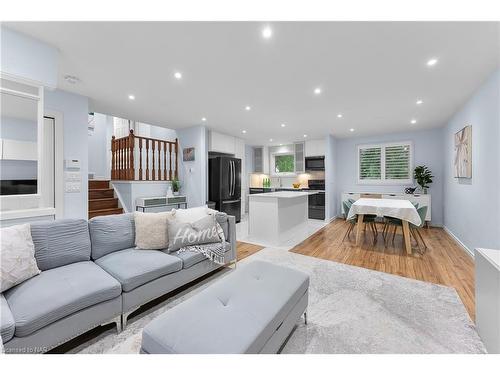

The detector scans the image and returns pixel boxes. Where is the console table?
[135,195,187,212]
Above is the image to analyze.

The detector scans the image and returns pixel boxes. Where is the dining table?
[347,198,422,255]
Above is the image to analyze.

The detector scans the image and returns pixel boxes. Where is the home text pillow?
[167,215,222,252]
[1,223,41,292]
[134,211,173,250]
[172,206,210,224]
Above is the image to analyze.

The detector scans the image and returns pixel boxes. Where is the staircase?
[88,180,123,219]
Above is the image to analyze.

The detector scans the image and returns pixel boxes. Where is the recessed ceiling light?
[337,113,343,118]
[262,26,273,39]
[303,134,307,138]
[245,106,251,111]
[279,143,283,146]
[242,130,247,134]
[426,58,438,67]
[128,94,135,100]
[314,87,322,95]
[411,119,417,124]
[349,128,355,132]
[201,117,207,122]
[64,75,80,84]
[269,138,273,142]
[174,71,182,79]
[416,99,423,105]
[281,123,286,128]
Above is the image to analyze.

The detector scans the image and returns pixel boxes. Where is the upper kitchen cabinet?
[253,146,263,173]
[252,146,270,174]
[208,130,235,154]
[305,139,326,157]
[294,142,305,173]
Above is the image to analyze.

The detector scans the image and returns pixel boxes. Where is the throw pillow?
[171,205,210,224]
[1,223,41,293]
[167,215,223,252]
[134,211,173,250]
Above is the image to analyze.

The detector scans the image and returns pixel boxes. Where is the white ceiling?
[4,22,499,145]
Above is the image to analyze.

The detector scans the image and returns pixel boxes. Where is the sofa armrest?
[226,215,237,263]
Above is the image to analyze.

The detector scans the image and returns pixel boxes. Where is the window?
[0,77,61,217]
[274,154,295,174]
[358,142,412,184]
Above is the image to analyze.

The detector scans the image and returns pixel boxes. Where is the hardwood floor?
[290,219,476,320]
[237,241,265,261]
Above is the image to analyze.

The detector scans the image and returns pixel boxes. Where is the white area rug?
[73,247,485,354]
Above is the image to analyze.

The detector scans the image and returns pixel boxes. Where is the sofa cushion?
[134,211,172,250]
[173,242,231,269]
[1,223,41,292]
[167,215,223,253]
[141,260,309,354]
[4,261,121,337]
[1,294,15,343]
[30,219,91,271]
[172,206,210,223]
[95,248,182,292]
[89,213,135,260]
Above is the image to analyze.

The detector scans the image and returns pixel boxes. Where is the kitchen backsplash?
[248,171,324,188]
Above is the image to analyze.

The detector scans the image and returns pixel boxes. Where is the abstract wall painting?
[183,147,195,161]
[454,125,472,178]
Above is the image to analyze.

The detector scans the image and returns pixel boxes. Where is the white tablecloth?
[347,198,422,226]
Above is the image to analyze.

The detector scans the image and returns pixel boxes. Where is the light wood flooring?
[290,219,476,320]
[237,241,265,261]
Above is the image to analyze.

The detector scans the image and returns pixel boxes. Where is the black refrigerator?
[209,156,241,223]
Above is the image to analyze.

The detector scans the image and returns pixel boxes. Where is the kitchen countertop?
[249,191,318,198]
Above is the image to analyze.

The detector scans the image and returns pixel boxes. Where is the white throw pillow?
[172,205,211,224]
[134,211,173,250]
[1,223,41,293]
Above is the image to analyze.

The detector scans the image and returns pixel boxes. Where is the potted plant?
[413,165,433,194]
[172,178,181,196]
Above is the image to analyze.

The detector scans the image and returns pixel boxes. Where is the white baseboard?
[443,226,474,258]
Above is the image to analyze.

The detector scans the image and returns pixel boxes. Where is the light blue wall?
[325,134,337,221]
[335,127,444,225]
[176,126,208,208]
[0,27,58,87]
[443,69,500,252]
[88,113,114,179]
[45,89,89,219]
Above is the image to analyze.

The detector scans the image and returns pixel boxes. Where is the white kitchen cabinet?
[208,131,235,154]
[475,248,500,354]
[305,139,326,157]
[340,192,432,222]
[252,146,269,174]
[253,146,263,173]
[294,142,305,173]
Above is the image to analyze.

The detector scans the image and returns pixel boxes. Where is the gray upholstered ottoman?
[141,260,309,354]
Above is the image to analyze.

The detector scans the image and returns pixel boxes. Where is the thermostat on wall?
[65,159,81,170]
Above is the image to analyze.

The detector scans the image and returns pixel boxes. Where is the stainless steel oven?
[303,179,325,220]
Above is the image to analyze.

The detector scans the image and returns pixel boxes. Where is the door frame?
[45,110,64,219]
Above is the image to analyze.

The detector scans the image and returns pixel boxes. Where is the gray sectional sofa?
[1,212,236,353]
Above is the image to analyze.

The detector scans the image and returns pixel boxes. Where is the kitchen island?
[248,191,318,246]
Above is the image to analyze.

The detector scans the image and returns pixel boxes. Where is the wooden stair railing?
[111,129,179,181]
